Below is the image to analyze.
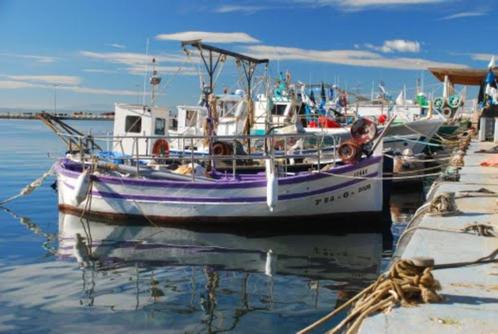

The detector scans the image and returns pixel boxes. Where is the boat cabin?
[112,103,171,157]
[176,93,247,138]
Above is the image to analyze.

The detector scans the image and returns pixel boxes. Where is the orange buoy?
[308,120,318,128]
[351,118,377,145]
[152,139,169,157]
[378,114,387,124]
[338,140,362,164]
[212,141,233,156]
[318,115,341,128]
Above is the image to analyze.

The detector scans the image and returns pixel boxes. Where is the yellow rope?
[299,259,442,334]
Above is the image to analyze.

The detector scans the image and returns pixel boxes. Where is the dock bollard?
[428,192,461,216]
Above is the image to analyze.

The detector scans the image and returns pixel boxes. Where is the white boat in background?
[250,79,444,155]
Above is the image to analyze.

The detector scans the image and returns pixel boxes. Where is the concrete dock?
[359,140,498,334]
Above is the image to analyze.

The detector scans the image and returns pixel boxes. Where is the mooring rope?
[383,153,452,163]
[0,166,54,206]
[390,135,443,147]
[399,122,459,146]
[300,244,498,334]
[298,258,442,334]
[320,170,441,181]
[397,223,496,244]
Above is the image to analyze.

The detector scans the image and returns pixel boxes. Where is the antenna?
[142,38,150,106]
[421,71,425,93]
[150,58,161,107]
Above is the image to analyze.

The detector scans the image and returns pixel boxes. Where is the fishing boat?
[46,41,385,225]
[55,129,384,224]
[251,78,444,155]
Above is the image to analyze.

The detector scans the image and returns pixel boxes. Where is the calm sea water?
[0,120,423,334]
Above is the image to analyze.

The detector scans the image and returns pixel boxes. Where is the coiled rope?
[300,245,498,334]
[0,166,54,206]
[298,258,442,334]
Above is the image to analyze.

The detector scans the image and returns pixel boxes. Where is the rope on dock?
[0,166,54,206]
[298,258,442,334]
[462,223,496,237]
[427,192,461,216]
[396,223,497,248]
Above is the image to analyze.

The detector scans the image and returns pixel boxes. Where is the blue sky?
[0,0,495,111]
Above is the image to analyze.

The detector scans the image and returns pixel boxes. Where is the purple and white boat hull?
[55,155,383,224]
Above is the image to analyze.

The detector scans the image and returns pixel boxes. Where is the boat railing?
[56,131,343,180]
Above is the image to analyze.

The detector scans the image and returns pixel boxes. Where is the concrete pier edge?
[358,139,498,334]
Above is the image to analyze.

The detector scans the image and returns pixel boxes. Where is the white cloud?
[295,0,450,10]
[0,53,57,63]
[471,53,497,62]
[80,51,185,66]
[156,31,260,44]
[440,11,486,20]
[80,50,195,76]
[214,5,266,14]
[0,78,139,96]
[6,75,81,85]
[244,44,466,70]
[366,39,421,53]
[126,65,198,76]
[107,43,126,49]
[0,73,140,96]
[0,80,37,89]
[58,86,139,96]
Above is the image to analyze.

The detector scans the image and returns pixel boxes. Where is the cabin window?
[125,116,142,133]
[186,110,197,127]
[154,118,166,135]
[272,104,287,116]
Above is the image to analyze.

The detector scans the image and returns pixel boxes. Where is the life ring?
[152,139,169,157]
[441,107,452,118]
[433,97,445,110]
[338,140,362,164]
[350,118,377,145]
[448,95,461,109]
[212,141,233,156]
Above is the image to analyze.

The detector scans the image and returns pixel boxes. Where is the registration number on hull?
[314,183,371,206]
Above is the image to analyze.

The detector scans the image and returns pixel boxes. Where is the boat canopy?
[429,67,498,86]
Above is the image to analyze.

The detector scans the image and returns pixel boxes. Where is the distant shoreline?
[0,112,114,121]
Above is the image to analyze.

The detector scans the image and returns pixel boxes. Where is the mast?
[142,38,150,106]
[181,40,269,156]
[149,58,161,107]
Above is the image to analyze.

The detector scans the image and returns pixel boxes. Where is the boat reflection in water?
[57,213,390,333]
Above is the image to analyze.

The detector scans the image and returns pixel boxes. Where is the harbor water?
[0,120,424,333]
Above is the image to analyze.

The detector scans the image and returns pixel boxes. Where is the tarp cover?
[429,67,498,86]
